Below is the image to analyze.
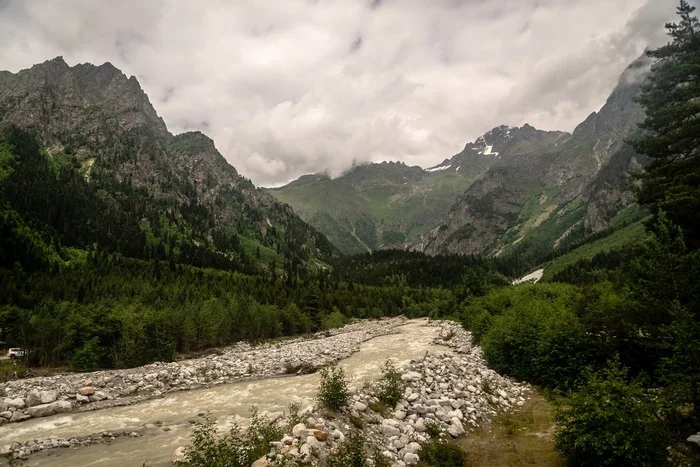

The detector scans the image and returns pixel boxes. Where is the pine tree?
[632,1,700,248]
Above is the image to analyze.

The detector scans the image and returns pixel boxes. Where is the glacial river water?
[2,319,451,466]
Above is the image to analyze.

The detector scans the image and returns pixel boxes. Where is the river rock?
[25,391,43,407]
[251,456,269,467]
[299,443,312,458]
[447,418,465,437]
[79,386,95,396]
[404,452,420,465]
[332,428,344,443]
[10,411,31,422]
[172,446,186,463]
[5,398,25,409]
[688,432,700,448]
[41,390,58,404]
[27,400,72,418]
[401,371,421,382]
[305,435,323,450]
[90,391,108,402]
[292,423,307,438]
[354,401,367,412]
[382,424,401,437]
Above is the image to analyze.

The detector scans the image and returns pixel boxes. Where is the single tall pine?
[632,0,700,248]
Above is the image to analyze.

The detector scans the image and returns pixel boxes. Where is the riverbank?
[455,391,567,466]
[236,321,529,466]
[1,318,446,463]
[0,317,408,429]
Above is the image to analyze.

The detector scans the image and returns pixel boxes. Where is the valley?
[1,3,698,465]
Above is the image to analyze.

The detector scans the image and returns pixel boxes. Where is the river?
[2,319,450,466]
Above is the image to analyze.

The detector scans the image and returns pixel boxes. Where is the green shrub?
[178,409,282,467]
[326,431,366,467]
[322,310,348,330]
[326,431,391,467]
[285,402,303,433]
[424,419,442,439]
[376,359,404,408]
[70,337,101,371]
[554,361,669,467]
[417,440,468,466]
[317,365,350,412]
[477,283,599,389]
[368,400,389,414]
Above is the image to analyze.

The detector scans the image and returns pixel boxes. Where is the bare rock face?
[406,55,651,258]
[0,57,336,266]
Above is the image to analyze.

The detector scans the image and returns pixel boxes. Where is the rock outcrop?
[405,55,652,259]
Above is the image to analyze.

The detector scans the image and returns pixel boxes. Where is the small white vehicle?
[7,348,25,359]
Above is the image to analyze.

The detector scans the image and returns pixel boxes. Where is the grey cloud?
[350,36,363,52]
[0,0,680,187]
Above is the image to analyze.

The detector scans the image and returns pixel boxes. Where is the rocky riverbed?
[1,319,528,464]
[0,318,410,455]
[179,321,529,467]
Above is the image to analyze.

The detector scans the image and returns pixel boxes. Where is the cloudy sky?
[0,0,686,186]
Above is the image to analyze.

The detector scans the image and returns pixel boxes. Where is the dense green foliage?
[325,431,392,467]
[554,362,669,467]
[416,440,468,467]
[178,410,307,467]
[457,9,700,464]
[331,249,508,289]
[633,0,700,249]
[0,251,458,370]
[469,284,596,390]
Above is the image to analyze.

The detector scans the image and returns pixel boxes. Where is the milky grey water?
[3,319,450,466]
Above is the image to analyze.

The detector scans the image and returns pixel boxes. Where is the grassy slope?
[540,218,649,281]
[269,169,479,254]
[455,391,568,466]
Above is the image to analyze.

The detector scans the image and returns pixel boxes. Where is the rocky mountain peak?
[0,56,170,148]
[0,57,336,269]
[401,54,651,258]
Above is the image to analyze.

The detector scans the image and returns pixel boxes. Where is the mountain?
[0,57,335,274]
[271,54,650,259]
[269,125,569,255]
[411,55,651,260]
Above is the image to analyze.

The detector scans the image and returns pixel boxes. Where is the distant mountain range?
[0,54,652,267]
[269,55,652,258]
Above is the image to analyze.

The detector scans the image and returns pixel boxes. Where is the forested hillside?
[0,58,335,278]
[455,5,700,464]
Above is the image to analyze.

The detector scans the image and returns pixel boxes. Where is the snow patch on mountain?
[480,144,499,157]
[426,164,451,172]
